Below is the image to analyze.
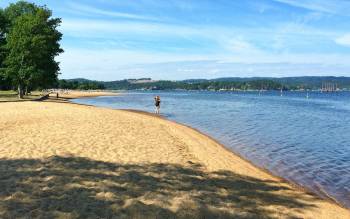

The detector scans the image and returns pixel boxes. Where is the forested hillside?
[62,76,350,91]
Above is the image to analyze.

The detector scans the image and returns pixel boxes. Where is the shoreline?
[69,93,347,210]
[0,92,349,218]
[111,109,347,209]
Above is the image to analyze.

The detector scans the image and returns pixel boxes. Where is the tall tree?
[3,1,38,23]
[1,1,35,88]
[3,2,62,98]
[0,9,8,89]
[0,9,6,74]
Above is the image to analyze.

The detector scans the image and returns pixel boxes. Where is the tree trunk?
[18,84,24,99]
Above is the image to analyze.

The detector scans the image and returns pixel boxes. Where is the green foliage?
[0,1,62,97]
[58,79,105,90]
[101,79,284,91]
[100,77,350,91]
[0,9,7,75]
[3,1,38,24]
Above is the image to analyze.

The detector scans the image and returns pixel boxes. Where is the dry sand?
[48,90,118,99]
[0,93,349,218]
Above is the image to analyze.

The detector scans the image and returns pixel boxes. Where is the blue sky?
[1,0,350,80]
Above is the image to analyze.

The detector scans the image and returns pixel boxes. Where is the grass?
[0,90,42,102]
[0,156,319,219]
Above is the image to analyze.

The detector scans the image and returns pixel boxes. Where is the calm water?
[73,91,350,208]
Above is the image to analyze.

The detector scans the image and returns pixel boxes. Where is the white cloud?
[273,0,350,15]
[335,34,350,47]
[55,4,350,80]
[59,18,339,60]
[66,2,156,21]
[250,1,277,14]
[60,17,339,43]
[57,46,350,80]
[57,48,212,80]
[60,19,201,39]
[121,61,350,79]
[226,38,261,54]
[57,17,350,80]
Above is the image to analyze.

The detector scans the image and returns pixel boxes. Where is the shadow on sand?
[0,156,318,218]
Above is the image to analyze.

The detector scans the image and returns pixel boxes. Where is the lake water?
[72,90,350,208]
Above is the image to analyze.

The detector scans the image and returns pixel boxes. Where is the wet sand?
[0,93,349,218]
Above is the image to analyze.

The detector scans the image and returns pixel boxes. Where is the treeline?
[0,1,62,98]
[58,80,105,90]
[101,79,284,90]
[182,80,283,90]
[275,76,350,90]
[62,76,350,91]
[87,76,350,91]
[187,76,350,90]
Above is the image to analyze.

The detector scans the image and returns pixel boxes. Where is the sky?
[1,0,350,80]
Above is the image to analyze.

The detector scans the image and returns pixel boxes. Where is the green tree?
[3,2,62,98]
[0,9,7,75]
[4,1,38,23]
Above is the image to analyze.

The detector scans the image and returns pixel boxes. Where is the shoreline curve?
[0,93,349,218]
[68,95,348,210]
[67,94,346,209]
[119,109,342,205]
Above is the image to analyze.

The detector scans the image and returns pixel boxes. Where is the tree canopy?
[58,79,105,90]
[0,1,63,98]
[0,9,7,72]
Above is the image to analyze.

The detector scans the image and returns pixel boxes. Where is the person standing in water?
[154,96,161,114]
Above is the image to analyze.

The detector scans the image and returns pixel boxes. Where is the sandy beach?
[0,92,349,218]
[48,90,119,99]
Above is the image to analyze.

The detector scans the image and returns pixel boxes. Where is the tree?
[4,1,37,23]
[3,2,62,98]
[0,9,7,77]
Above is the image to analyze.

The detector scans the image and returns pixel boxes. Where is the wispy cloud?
[4,0,347,79]
[60,19,199,37]
[224,37,263,55]
[58,51,350,80]
[66,2,157,21]
[57,48,212,80]
[60,17,339,53]
[273,0,350,15]
[335,34,350,47]
[249,1,277,14]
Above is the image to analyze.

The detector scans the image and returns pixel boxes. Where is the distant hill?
[65,78,94,83]
[272,76,350,89]
[60,76,350,91]
[185,76,350,90]
[127,78,157,84]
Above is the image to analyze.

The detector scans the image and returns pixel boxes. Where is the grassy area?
[0,90,42,102]
[0,90,16,95]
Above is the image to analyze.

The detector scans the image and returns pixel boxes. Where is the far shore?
[48,90,118,99]
[0,91,349,218]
